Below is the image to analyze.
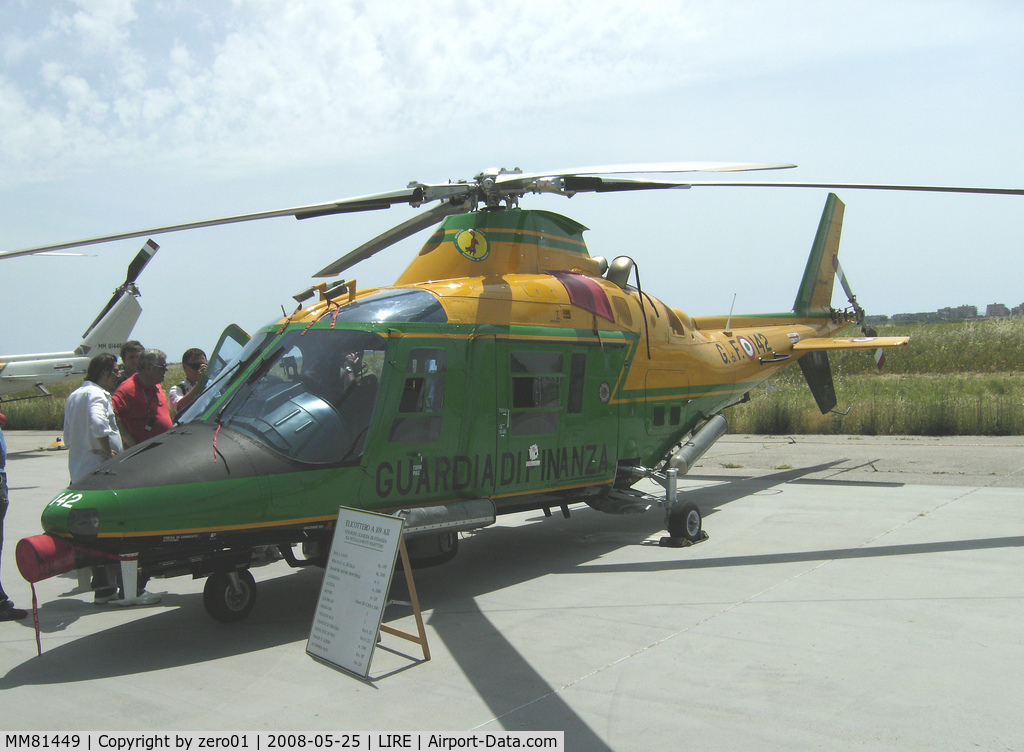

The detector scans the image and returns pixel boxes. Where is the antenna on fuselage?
[724,293,737,335]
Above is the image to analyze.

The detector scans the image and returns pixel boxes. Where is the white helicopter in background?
[0,240,159,403]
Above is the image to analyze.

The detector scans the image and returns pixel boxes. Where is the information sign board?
[306,507,404,677]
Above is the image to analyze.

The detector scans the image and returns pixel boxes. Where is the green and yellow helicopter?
[12,163,1019,622]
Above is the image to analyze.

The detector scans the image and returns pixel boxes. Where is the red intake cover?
[16,534,76,583]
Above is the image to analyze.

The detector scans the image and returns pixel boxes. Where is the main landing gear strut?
[654,467,709,548]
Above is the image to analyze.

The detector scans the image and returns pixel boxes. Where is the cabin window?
[511,351,562,373]
[389,348,447,443]
[568,352,586,414]
[512,376,560,409]
[665,306,687,337]
[510,351,562,436]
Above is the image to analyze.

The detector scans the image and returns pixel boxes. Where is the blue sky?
[2,0,1022,360]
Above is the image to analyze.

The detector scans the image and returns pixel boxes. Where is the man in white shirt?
[64,353,123,484]
[63,353,132,604]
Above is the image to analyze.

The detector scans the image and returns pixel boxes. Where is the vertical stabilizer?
[793,193,844,317]
[83,239,159,338]
[798,350,838,414]
[76,293,143,357]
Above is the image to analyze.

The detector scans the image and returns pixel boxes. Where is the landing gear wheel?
[203,569,257,623]
[404,531,459,569]
[668,502,703,542]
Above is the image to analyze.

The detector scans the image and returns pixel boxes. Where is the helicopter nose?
[40,487,119,539]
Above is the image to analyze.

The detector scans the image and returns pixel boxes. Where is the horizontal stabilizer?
[793,336,909,352]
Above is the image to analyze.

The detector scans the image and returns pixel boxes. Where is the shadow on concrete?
[684,458,903,518]
[568,535,1024,575]
[428,600,613,751]
[0,568,323,689]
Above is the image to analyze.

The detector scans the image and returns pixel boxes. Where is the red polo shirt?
[111,373,173,444]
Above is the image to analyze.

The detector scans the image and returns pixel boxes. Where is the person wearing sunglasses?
[64,353,124,484]
[63,353,127,604]
[169,348,208,417]
[112,348,173,447]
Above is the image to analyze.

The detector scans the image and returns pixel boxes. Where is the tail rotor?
[81,239,159,339]
[831,254,886,367]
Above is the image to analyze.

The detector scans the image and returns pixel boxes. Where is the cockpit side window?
[206,329,387,465]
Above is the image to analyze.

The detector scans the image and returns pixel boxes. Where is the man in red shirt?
[112,348,173,447]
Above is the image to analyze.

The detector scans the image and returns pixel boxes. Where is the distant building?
[882,301,1022,323]
[938,305,978,320]
[892,311,943,324]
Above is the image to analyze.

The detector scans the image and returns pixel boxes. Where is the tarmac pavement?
[1,430,1022,750]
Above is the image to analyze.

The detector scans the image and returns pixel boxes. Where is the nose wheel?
[203,569,257,623]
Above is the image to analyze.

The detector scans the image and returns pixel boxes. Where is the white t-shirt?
[168,378,196,412]
[64,380,123,484]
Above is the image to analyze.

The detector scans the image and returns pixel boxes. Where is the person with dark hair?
[64,354,126,604]
[112,348,172,447]
[64,352,123,484]
[119,340,144,383]
[169,348,207,417]
[0,411,28,620]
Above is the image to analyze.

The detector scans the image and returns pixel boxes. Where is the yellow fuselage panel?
[425,275,624,330]
[284,272,852,408]
[394,210,602,285]
[395,237,604,285]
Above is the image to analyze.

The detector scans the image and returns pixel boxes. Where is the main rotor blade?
[312,201,469,278]
[4,165,1020,262]
[678,181,1024,196]
[560,176,696,193]
[0,188,422,259]
[495,161,797,188]
[292,187,423,219]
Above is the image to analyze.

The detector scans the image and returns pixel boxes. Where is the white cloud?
[52,0,138,53]
[6,0,1012,188]
[1,0,1022,361]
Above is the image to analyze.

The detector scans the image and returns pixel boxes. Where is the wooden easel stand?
[378,537,430,662]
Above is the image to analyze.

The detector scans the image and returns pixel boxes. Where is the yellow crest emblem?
[454,229,489,261]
